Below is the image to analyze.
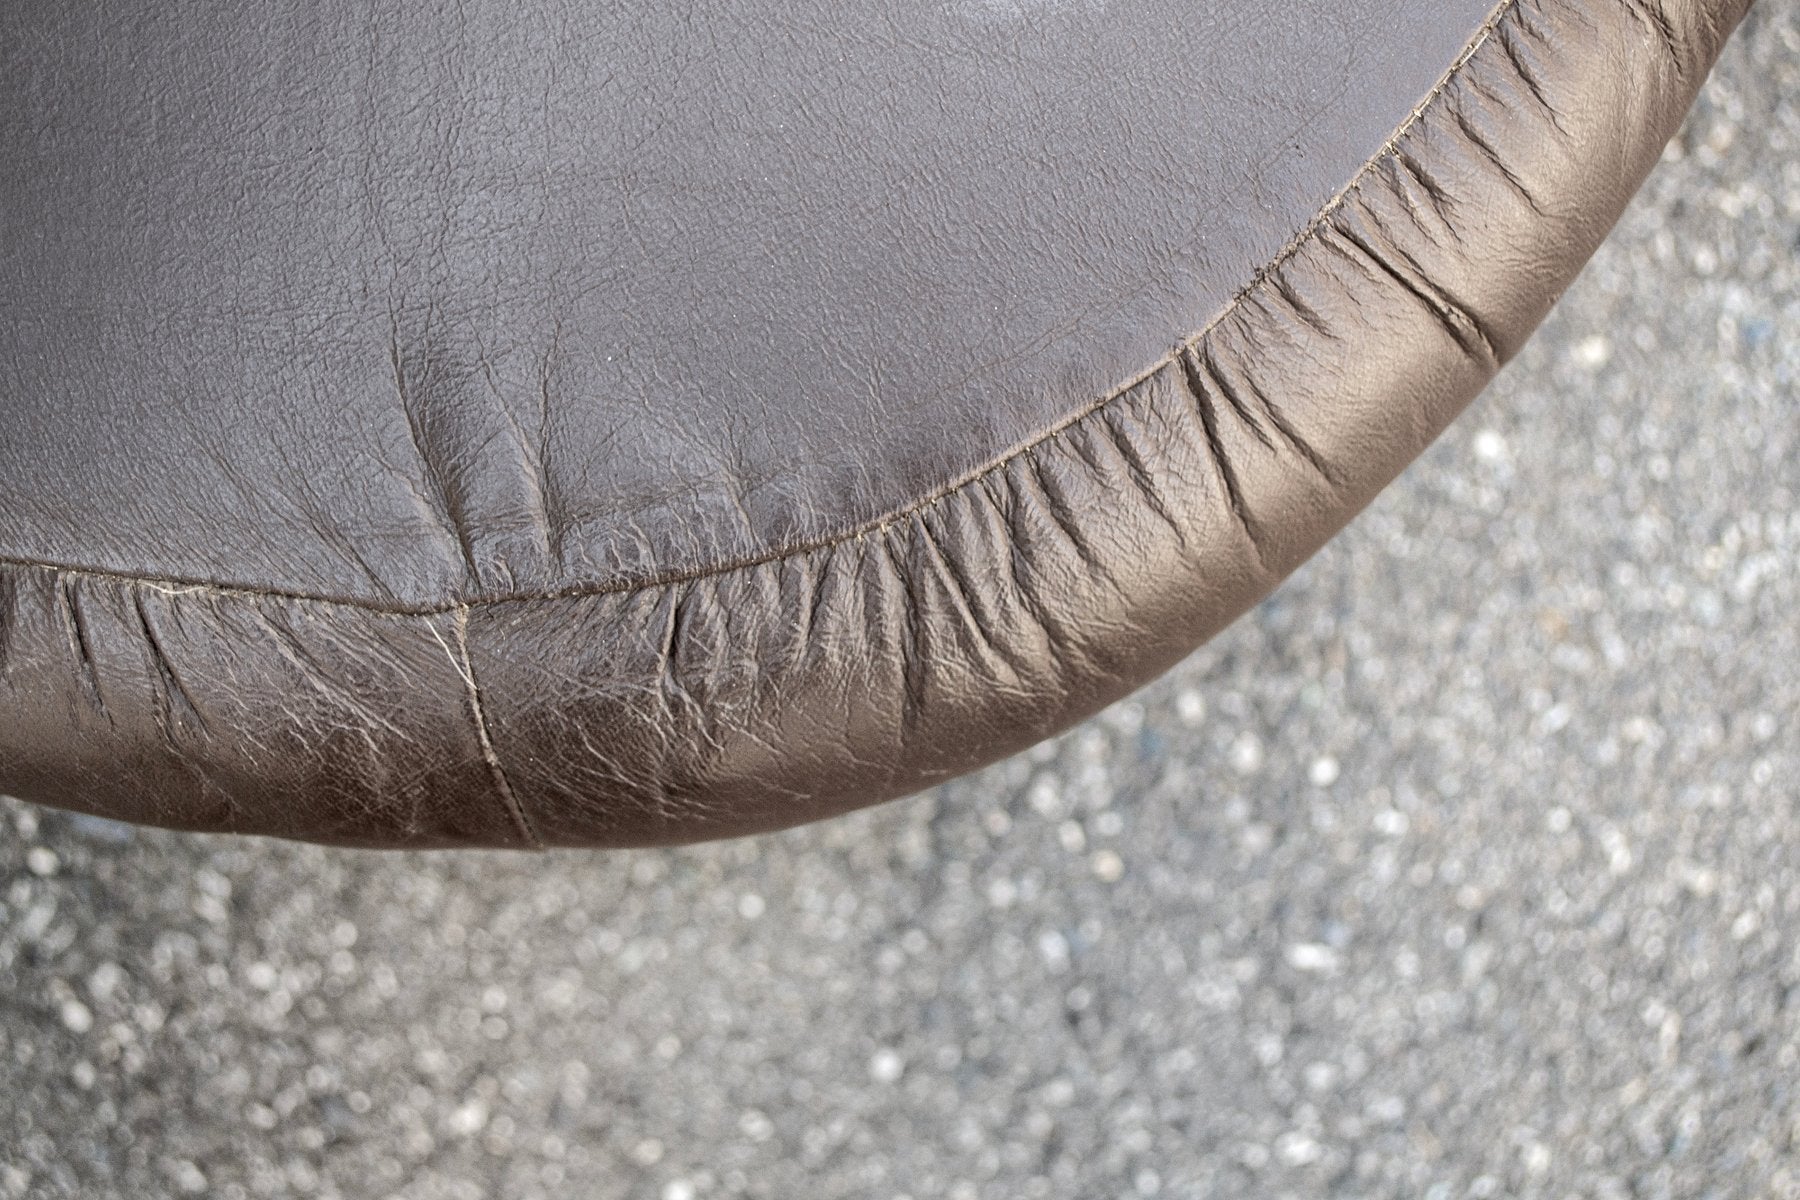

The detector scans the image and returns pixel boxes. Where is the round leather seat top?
[0,0,1756,847]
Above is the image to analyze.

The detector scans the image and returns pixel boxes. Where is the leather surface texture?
[0,0,1757,847]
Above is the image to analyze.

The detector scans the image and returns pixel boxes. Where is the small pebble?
[869,1049,906,1084]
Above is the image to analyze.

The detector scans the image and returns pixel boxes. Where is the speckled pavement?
[3,9,1797,1199]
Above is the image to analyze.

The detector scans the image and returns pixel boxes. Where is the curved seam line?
[442,605,542,848]
[0,0,1518,618]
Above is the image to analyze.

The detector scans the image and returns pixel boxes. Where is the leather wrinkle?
[0,0,1521,618]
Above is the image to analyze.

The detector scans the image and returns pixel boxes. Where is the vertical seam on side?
[443,605,542,849]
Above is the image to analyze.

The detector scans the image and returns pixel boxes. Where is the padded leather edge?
[0,0,1755,847]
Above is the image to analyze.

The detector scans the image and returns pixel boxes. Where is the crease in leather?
[0,0,1756,848]
[0,0,1521,617]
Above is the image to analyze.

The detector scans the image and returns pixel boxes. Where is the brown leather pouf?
[0,0,1759,846]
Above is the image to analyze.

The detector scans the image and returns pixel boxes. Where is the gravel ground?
[3,10,1797,1199]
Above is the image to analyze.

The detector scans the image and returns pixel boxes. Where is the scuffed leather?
[0,0,1756,846]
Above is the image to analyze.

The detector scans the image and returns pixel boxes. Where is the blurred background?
[2,8,1796,1198]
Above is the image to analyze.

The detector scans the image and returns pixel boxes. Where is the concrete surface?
[2,8,1797,1198]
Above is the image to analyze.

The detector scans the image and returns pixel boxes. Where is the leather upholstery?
[0,0,1757,846]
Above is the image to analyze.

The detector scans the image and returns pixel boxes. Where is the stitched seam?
[440,605,542,848]
[0,0,1519,618]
